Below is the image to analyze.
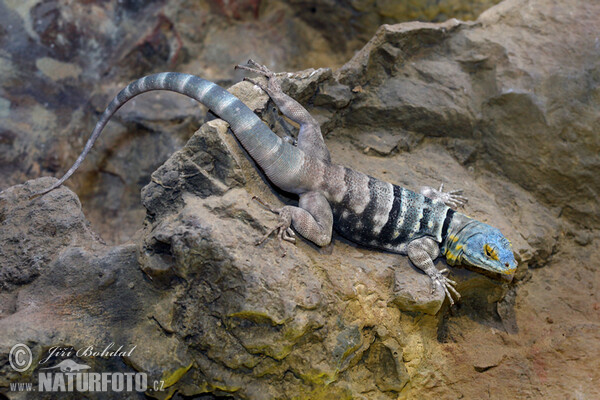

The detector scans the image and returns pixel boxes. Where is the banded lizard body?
[33,60,518,305]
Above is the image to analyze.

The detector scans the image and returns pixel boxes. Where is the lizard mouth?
[459,263,516,282]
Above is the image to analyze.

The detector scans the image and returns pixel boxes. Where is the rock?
[352,129,424,157]
[473,352,505,373]
[392,267,445,314]
[0,180,195,400]
[0,178,102,292]
[573,230,592,247]
[357,130,402,156]
[279,68,333,104]
[314,81,352,109]
[496,287,518,334]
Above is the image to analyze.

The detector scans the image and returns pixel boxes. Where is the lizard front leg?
[406,236,460,305]
[236,59,331,163]
[258,191,333,252]
[420,183,467,208]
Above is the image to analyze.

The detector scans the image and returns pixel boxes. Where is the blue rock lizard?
[33,60,518,305]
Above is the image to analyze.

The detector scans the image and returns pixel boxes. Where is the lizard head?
[444,222,517,281]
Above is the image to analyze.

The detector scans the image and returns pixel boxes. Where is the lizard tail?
[32,72,303,198]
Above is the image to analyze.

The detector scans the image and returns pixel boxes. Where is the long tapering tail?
[33,72,303,197]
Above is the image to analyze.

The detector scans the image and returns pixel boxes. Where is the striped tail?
[33,72,304,197]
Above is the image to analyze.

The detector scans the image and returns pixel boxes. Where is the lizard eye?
[484,244,499,260]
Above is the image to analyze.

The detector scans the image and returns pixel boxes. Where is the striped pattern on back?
[329,168,451,254]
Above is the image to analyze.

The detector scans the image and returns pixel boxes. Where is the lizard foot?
[256,207,296,257]
[252,197,296,256]
[236,60,282,96]
[420,183,468,208]
[235,59,275,79]
[430,268,461,306]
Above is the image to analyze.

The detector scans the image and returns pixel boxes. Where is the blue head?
[444,220,517,281]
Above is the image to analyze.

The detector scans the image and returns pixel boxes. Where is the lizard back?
[328,167,452,254]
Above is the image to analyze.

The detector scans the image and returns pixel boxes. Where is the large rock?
[0,179,188,398]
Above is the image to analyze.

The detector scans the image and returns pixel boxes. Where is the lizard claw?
[253,197,295,256]
[421,183,468,209]
[235,59,275,78]
[236,60,281,95]
[438,183,468,208]
[430,269,461,306]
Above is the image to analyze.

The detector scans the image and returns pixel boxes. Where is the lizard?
[32,60,518,305]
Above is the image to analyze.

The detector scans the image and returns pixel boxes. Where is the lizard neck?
[441,212,478,266]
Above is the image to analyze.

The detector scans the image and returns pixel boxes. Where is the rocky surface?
[2,0,600,399]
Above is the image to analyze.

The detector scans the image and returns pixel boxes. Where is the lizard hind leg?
[236,60,331,163]
[420,183,468,209]
[254,192,333,256]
